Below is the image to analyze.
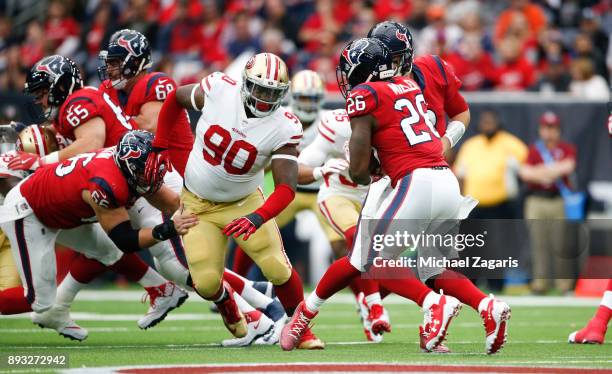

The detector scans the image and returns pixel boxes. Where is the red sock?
[377,268,431,307]
[433,270,487,311]
[315,257,361,300]
[232,246,254,276]
[274,268,304,315]
[347,279,360,296]
[593,305,612,326]
[109,253,149,283]
[70,254,108,283]
[0,287,32,314]
[608,279,612,291]
[223,269,245,293]
[351,277,379,297]
[344,225,357,253]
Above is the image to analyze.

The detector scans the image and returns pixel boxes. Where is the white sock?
[241,281,275,310]
[365,292,382,308]
[602,291,612,310]
[478,295,493,313]
[138,268,166,288]
[422,291,438,309]
[55,273,85,309]
[234,293,255,313]
[153,257,191,290]
[305,292,326,313]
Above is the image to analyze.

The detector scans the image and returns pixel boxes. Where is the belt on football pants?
[0,197,33,224]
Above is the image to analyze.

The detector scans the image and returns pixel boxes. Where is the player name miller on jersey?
[387,80,420,95]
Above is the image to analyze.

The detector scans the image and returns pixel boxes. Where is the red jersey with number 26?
[20,148,135,229]
[346,76,447,186]
[54,87,137,147]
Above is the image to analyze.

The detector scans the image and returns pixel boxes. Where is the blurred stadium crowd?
[0,0,610,99]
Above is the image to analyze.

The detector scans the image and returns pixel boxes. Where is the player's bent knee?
[258,256,291,285]
[192,271,223,299]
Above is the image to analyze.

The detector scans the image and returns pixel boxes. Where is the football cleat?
[255,314,287,345]
[369,304,391,335]
[568,319,607,344]
[479,294,511,354]
[356,292,382,343]
[215,282,248,338]
[420,326,451,353]
[31,305,88,341]
[138,282,188,329]
[420,291,462,352]
[297,327,325,350]
[280,301,317,351]
[222,310,274,347]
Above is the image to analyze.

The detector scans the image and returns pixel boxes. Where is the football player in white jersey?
[297,108,391,342]
[148,52,323,349]
[231,70,344,276]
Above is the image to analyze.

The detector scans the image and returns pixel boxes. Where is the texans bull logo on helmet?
[117,33,146,57]
[35,55,64,76]
[342,39,370,66]
[396,30,408,44]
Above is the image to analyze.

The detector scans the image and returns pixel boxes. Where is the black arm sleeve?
[108,220,141,253]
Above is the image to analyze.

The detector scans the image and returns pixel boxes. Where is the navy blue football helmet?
[98,29,152,88]
[336,38,395,98]
[24,55,83,120]
[368,21,414,75]
[115,130,165,195]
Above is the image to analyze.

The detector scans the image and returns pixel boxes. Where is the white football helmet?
[290,70,325,124]
[241,53,290,118]
[16,125,59,157]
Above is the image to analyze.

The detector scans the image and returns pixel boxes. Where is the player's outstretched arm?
[442,109,470,154]
[297,135,345,184]
[223,144,298,241]
[349,115,374,185]
[135,101,164,133]
[83,190,198,253]
[144,185,181,216]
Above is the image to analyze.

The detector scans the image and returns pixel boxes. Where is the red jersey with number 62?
[20,148,135,229]
[54,87,137,147]
[184,71,303,202]
[347,76,447,186]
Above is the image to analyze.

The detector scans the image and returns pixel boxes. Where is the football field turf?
[0,290,610,373]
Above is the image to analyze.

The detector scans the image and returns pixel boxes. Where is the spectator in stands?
[225,10,260,58]
[406,0,429,32]
[44,0,80,57]
[262,0,305,44]
[579,8,609,60]
[306,29,339,93]
[299,0,347,53]
[574,32,608,81]
[118,0,157,45]
[158,0,202,58]
[446,34,496,91]
[494,36,536,91]
[455,110,528,219]
[519,111,577,295]
[530,56,572,94]
[494,0,547,45]
[372,0,412,23]
[569,57,609,100]
[20,20,45,69]
[199,1,228,70]
[416,4,462,58]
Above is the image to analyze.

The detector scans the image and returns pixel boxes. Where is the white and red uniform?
[0,149,132,312]
[345,76,476,272]
[100,73,189,286]
[185,71,302,202]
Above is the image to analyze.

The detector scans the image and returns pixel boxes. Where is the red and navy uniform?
[100,72,194,175]
[20,148,136,229]
[411,55,468,137]
[347,75,447,186]
[54,87,137,147]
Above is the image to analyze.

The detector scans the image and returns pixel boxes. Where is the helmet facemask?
[241,77,288,118]
[291,93,323,123]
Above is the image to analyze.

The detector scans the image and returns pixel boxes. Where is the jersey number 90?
[202,125,258,175]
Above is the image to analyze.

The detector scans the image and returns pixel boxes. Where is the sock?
[70,254,108,283]
[344,225,357,253]
[378,269,431,307]
[315,257,361,300]
[234,293,255,313]
[153,253,190,288]
[0,287,31,314]
[224,269,274,310]
[365,292,382,308]
[110,253,149,283]
[347,279,360,296]
[593,290,612,326]
[434,270,487,311]
[232,246,254,276]
[55,273,86,309]
[138,268,166,288]
[352,277,379,297]
[305,292,326,313]
[273,268,304,315]
[212,284,227,303]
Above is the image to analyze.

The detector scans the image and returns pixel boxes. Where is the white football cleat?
[356,292,383,343]
[138,282,188,329]
[254,312,287,345]
[479,294,511,354]
[222,310,274,347]
[419,291,462,352]
[31,305,88,341]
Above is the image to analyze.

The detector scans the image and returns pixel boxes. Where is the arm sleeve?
[441,59,469,118]
[298,133,335,167]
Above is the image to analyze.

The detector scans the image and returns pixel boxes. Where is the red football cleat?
[215,282,247,338]
[419,292,462,352]
[280,301,317,351]
[479,295,511,354]
[569,319,607,344]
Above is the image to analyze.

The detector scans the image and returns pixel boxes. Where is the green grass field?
[0,291,610,373]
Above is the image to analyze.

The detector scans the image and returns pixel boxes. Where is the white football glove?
[312,158,349,180]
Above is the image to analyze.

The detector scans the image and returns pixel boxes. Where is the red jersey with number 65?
[20,148,135,229]
[347,76,447,186]
[54,87,137,147]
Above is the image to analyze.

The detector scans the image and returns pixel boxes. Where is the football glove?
[312,158,349,180]
[223,213,264,241]
[8,151,42,171]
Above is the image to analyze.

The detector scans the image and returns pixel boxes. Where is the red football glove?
[223,213,264,241]
[8,151,41,171]
[145,147,171,187]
